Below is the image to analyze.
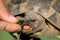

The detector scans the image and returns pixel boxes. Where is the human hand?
[0,0,21,32]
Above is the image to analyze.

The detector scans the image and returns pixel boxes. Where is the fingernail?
[9,15,18,23]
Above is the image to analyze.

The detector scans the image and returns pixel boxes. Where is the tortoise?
[3,0,60,37]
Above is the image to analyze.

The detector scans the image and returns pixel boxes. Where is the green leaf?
[47,36,60,40]
[13,33,20,40]
[36,34,60,40]
[56,36,60,39]
[36,35,48,40]
[18,20,24,26]
[0,30,13,40]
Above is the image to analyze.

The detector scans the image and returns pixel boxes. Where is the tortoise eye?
[31,20,36,22]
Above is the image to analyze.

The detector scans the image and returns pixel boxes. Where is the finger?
[0,0,17,23]
[0,21,21,32]
[0,7,18,23]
